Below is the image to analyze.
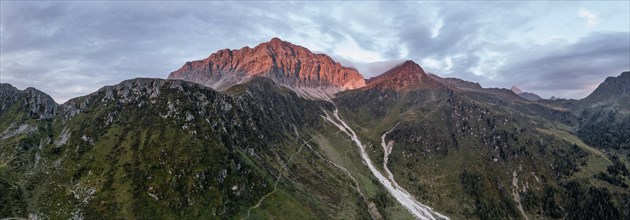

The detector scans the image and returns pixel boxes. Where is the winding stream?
[322,108,449,220]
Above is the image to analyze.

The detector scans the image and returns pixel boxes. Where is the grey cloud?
[496,32,630,99]
[1,1,422,104]
[383,2,629,100]
[1,1,627,102]
[1,1,306,102]
[358,60,407,78]
[329,54,405,78]
[392,2,541,78]
[396,3,488,56]
[388,3,494,82]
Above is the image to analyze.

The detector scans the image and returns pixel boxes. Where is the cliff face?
[0,83,57,119]
[168,38,365,98]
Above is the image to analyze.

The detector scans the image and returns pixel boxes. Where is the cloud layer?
[1,1,628,102]
[497,32,630,98]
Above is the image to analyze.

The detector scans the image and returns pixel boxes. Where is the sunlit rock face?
[168,37,366,99]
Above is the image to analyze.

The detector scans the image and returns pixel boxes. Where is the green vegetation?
[2,74,630,219]
[0,78,373,219]
[578,109,630,150]
[593,155,630,188]
[459,170,518,219]
[563,180,623,220]
[334,85,629,219]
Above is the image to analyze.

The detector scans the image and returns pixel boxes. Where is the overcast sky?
[1,1,629,103]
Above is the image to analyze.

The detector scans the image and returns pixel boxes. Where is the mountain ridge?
[0,83,58,119]
[366,60,444,91]
[167,37,365,99]
[2,38,630,220]
[511,85,543,101]
[581,71,630,109]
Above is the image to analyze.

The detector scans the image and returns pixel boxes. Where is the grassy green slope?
[334,86,629,220]
[0,78,376,219]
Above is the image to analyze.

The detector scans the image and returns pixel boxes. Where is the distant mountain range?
[511,85,543,101]
[2,38,629,220]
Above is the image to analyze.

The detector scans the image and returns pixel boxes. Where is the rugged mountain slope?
[581,71,630,111]
[430,74,578,126]
[0,78,407,219]
[576,72,630,150]
[334,61,629,219]
[1,84,60,217]
[3,38,629,220]
[0,83,57,122]
[168,38,365,99]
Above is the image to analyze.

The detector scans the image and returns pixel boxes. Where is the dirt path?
[241,136,308,220]
[294,128,383,220]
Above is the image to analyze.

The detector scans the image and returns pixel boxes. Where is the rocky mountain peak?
[267,37,288,47]
[366,60,442,91]
[255,37,301,55]
[0,84,57,119]
[511,85,523,94]
[1,83,20,99]
[391,60,426,77]
[167,37,366,99]
[270,37,282,43]
[23,87,58,119]
[581,71,630,108]
[511,85,542,101]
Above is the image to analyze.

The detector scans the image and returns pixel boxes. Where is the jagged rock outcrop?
[366,60,443,91]
[23,88,58,119]
[61,78,187,119]
[168,37,365,99]
[0,78,362,219]
[0,83,21,112]
[0,83,58,119]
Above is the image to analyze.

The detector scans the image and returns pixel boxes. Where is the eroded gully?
[322,108,449,220]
